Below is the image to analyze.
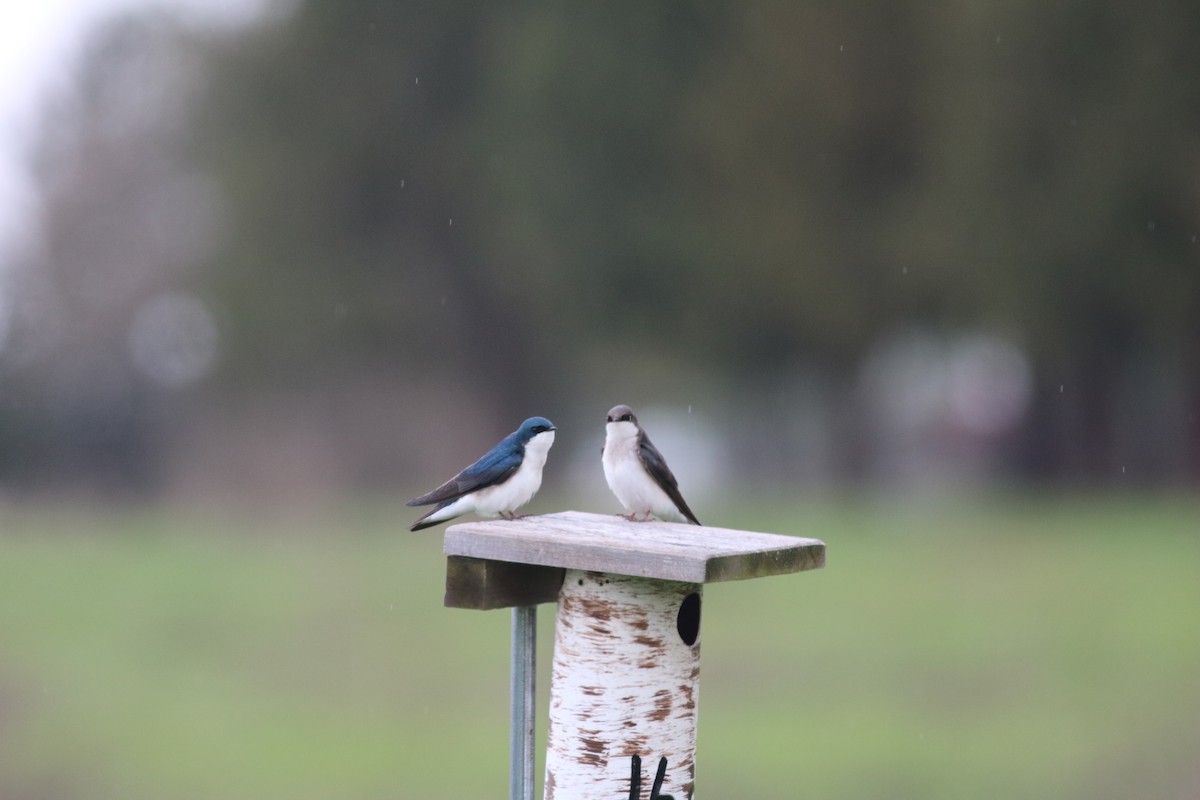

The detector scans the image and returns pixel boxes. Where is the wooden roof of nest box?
[443,510,825,610]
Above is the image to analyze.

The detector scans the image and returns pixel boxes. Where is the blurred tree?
[0,11,212,492]
[196,0,1200,481]
[6,0,1199,494]
[879,2,1200,479]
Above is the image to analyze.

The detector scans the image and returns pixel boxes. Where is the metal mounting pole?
[510,604,537,800]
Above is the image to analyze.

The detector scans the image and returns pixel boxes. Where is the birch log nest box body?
[444,511,825,800]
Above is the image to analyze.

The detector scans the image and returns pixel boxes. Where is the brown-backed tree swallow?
[602,404,700,525]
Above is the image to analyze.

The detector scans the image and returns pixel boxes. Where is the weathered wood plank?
[443,510,825,585]
[444,556,564,610]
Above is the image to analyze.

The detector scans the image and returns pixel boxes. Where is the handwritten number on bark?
[650,755,671,799]
[627,755,674,800]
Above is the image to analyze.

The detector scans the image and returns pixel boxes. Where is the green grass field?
[1,494,1197,799]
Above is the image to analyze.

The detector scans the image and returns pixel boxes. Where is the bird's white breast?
[470,429,554,516]
[602,422,682,521]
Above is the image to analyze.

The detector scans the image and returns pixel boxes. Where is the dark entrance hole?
[676,592,701,646]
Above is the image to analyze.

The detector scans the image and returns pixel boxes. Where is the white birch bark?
[544,569,701,800]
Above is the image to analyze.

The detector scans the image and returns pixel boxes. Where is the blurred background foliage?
[1,0,1197,500]
[1,2,1199,799]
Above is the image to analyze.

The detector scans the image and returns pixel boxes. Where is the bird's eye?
[620,414,632,422]
[533,425,546,433]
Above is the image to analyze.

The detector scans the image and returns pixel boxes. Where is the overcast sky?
[0,0,267,256]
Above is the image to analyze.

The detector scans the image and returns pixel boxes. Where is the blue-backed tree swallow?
[602,404,700,525]
[407,416,556,531]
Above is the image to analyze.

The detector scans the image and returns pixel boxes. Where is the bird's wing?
[636,431,701,525]
[407,444,522,507]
